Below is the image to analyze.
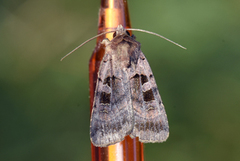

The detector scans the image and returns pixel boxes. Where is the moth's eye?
[113,32,116,38]
[126,31,130,36]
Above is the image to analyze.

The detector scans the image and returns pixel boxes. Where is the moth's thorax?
[102,34,141,69]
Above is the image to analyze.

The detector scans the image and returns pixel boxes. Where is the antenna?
[60,30,115,61]
[61,26,186,61]
[127,28,186,50]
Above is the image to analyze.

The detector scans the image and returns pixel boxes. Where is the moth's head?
[113,24,131,38]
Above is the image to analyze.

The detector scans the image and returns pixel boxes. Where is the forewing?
[130,51,169,143]
[90,52,133,147]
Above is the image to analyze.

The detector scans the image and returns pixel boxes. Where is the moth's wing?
[130,51,169,143]
[90,52,133,147]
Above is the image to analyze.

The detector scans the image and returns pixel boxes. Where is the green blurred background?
[1,0,240,160]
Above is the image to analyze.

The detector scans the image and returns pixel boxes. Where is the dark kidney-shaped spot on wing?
[100,92,111,104]
[143,89,155,102]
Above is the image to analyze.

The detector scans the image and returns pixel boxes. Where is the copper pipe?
[89,0,144,160]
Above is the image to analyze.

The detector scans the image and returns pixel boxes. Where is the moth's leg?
[101,38,111,46]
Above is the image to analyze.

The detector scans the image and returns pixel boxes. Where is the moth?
[61,25,186,147]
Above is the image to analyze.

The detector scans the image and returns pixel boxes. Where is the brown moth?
[61,25,186,147]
